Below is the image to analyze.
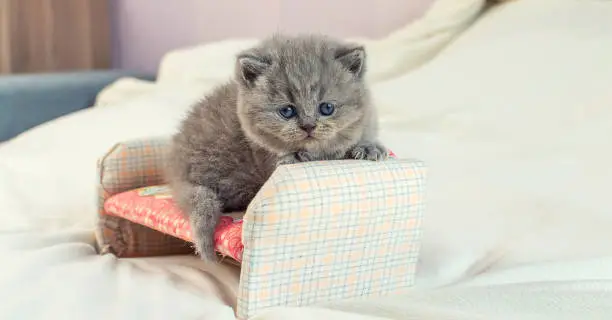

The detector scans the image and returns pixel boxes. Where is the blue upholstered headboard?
[0,70,154,142]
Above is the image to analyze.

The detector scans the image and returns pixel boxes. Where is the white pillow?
[155,0,486,87]
[95,0,486,108]
[374,0,612,286]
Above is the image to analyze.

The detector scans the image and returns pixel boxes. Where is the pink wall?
[110,0,434,74]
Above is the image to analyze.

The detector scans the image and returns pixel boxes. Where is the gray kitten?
[165,34,387,261]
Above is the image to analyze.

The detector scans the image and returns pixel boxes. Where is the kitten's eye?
[278,105,297,119]
[318,102,335,116]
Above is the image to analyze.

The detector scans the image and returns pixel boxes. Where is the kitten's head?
[235,34,371,155]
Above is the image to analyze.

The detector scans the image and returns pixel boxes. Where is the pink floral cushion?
[103,185,244,262]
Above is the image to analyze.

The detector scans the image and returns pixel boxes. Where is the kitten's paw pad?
[349,143,389,161]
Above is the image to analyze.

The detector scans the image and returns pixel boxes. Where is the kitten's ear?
[335,45,366,78]
[236,53,270,88]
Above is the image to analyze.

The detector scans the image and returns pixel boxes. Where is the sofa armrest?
[0,70,155,142]
[238,159,427,319]
[97,137,170,201]
[96,137,180,257]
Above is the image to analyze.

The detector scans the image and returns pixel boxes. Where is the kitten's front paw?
[348,142,389,161]
[295,150,315,162]
[276,150,315,167]
[276,153,300,167]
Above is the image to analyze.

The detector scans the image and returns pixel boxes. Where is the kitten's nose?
[300,124,316,135]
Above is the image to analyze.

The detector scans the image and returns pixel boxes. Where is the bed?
[2,0,612,319]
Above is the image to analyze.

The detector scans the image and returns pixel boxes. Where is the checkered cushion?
[237,159,426,319]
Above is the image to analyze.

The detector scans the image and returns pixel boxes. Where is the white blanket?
[3,0,612,319]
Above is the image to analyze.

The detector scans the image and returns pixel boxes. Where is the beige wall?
[110,0,435,74]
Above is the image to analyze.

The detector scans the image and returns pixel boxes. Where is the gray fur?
[165,34,387,261]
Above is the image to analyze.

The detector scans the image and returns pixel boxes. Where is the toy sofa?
[95,137,427,319]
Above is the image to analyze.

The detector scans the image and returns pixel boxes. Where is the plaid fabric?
[95,137,194,257]
[98,137,170,195]
[237,159,427,319]
[97,214,193,257]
